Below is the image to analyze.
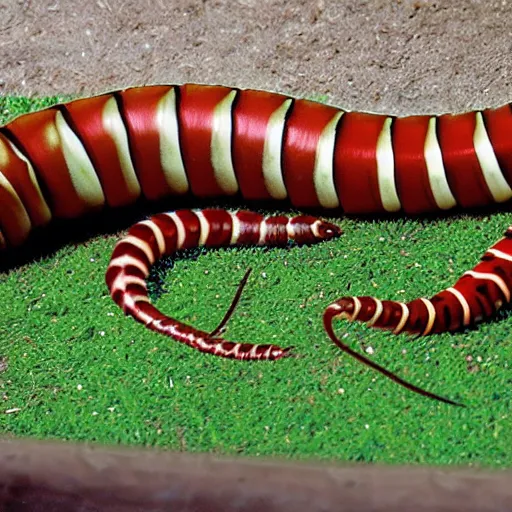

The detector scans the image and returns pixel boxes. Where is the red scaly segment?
[333,112,389,214]
[232,89,291,201]
[281,99,341,208]
[64,92,141,207]
[437,112,493,208]
[5,107,103,218]
[199,209,234,246]
[0,180,31,248]
[325,225,512,336]
[233,210,265,244]
[393,115,440,214]
[482,104,512,186]
[174,209,202,249]
[119,85,190,200]
[0,184,28,247]
[0,133,50,246]
[106,209,341,360]
[0,132,51,230]
[177,84,236,197]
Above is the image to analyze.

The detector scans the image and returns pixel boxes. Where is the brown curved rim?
[0,438,510,512]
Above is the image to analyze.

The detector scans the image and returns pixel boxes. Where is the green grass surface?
[0,96,510,468]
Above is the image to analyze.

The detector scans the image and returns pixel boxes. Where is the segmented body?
[325,227,512,336]
[2,83,512,403]
[105,208,340,360]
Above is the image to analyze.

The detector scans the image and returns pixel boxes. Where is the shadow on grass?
[0,195,293,273]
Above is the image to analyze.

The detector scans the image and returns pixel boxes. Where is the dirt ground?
[1,0,511,116]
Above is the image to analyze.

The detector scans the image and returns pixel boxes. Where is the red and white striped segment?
[0,131,52,246]
[105,208,341,360]
[325,226,512,336]
[322,296,465,407]
[2,85,512,250]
